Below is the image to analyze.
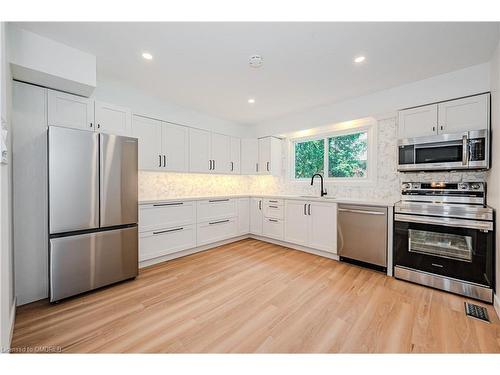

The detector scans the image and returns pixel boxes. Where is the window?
[328,131,368,178]
[291,126,374,182]
[294,139,324,178]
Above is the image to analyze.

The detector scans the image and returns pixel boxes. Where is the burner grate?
[464,302,490,323]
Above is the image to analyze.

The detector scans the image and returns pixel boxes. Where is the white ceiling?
[13,22,500,125]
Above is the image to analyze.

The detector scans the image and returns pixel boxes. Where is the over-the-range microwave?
[398,129,489,172]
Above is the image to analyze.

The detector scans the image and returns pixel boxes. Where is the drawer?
[139,224,196,261]
[264,198,283,206]
[263,217,284,240]
[264,203,284,219]
[197,199,237,222]
[197,218,237,246]
[139,201,195,232]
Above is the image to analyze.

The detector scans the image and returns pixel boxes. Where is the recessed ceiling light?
[248,98,256,104]
[142,52,153,60]
[354,56,366,63]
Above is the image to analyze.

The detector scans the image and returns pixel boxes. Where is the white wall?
[487,37,500,316]
[255,63,491,137]
[93,78,253,138]
[0,21,15,352]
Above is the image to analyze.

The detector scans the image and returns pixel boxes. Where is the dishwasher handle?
[338,208,386,216]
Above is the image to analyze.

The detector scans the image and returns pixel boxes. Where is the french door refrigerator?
[48,126,138,302]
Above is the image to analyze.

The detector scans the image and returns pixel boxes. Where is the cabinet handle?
[231,161,234,171]
[256,163,258,172]
[440,125,444,131]
[97,123,101,129]
[432,126,436,132]
[208,199,229,203]
[159,155,162,167]
[267,161,270,171]
[308,204,311,215]
[304,204,307,215]
[209,160,212,170]
[153,227,183,235]
[338,208,385,215]
[269,205,278,208]
[259,200,262,210]
[209,219,230,225]
[269,200,278,203]
[163,155,166,167]
[90,122,93,128]
[153,202,184,207]
[269,219,278,222]
[213,159,216,170]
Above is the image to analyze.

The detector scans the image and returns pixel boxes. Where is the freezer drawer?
[49,226,138,302]
[49,126,99,234]
[337,204,388,268]
[100,133,138,227]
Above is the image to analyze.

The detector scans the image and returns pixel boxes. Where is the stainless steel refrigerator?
[48,126,138,302]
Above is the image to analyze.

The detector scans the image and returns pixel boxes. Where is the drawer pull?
[269,219,278,222]
[153,227,184,235]
[268,205,279,208]
[269,200,278,203]
[208,199,230,203]
[209,219,230,225]
[153,202,184,207]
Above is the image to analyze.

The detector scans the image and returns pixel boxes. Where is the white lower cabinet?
[237,198,250,235]
[263,218,284,240]
[197,198,237,222]
[139,201,195,232]
[197,218,237,246]
[139,225,196,262]
[250,197,263,235]
[284,200,337,253]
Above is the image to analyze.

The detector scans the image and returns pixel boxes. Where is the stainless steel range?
[394,181,494,303]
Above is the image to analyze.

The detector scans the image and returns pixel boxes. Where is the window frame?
[289,121,377,185]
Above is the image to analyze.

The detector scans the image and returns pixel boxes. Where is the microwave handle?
[462,134,469,166]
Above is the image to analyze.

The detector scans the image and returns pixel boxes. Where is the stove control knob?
[470,183,481,190]
[459,183,469,190]
[402,183,411,190]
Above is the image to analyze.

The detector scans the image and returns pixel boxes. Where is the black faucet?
[311,173,327,197]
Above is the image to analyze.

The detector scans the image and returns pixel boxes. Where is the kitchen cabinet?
[397,93,490,139]
[229,137,241,174]
[263,217,284,240]
[139,201,196,232]
[437,93,489,134]
[284,200,337,253]
[94,101,131,136]
[397,104,438,139]
[139,225,196,262]
[132,116,164,171]
[241,138,259,174]
[162,122,189,172]
[250,197,263,235]
[197,198,237,222]
[211,133,231,173]
[189,128,211,173]
[197,218,237,246]
[237,198,250,235]
[48,89,94,131]
[258,137,282,176]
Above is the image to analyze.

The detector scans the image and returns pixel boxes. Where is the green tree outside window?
[294,139,324,178]
[328,132,368,178]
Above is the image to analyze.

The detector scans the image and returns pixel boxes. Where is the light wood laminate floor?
[11,239,500,353]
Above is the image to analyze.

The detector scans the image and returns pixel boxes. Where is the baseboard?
[494,294,500,319]
[2,297,16,353]
[139,235,250,268]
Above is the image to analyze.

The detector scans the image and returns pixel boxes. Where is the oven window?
[408,229,472,262]
[415,144,463,164]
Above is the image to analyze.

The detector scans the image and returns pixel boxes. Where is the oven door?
[394,214,494,287]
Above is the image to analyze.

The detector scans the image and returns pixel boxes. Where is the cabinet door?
[189,128,211,173]
[94,101,131,136]
[284,200,309,246]
[197,218,237,246]
[229,137,241,174]
[250,198,263,235]
[211,132,231,174]
[163,122,189,172]
[237,198,250,235]
[263,218,284,240]
[48,89,94,131]
[438,94,489,134]
[397,104,438,139]
[308,202,337,253]
[241,139,259,174]
[132,115,163,171]
[139,225,196,262]
[258,137,271,174]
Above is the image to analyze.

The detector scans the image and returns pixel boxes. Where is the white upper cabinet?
[437,93,489,134]
[258,137,282,176]
[132,115,163,171]
[229,137,241,174]
[48,89,94,131]
[211,133,231,174]
[241,138,259,174]
[397,103,438,139]
[398,93,490,139]
[163,122,189,172]
[94,101,131,136]
[189,128,211,173]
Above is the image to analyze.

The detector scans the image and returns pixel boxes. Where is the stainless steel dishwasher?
[337,204,388,271]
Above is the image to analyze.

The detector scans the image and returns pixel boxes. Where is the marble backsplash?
[139,116,488,202]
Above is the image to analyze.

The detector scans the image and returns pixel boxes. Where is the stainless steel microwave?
[398,129,489,172]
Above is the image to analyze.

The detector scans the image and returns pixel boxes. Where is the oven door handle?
[462,133,469,166]
[395,213,493,231]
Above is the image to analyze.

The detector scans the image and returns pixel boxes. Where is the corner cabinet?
[258,137,282,176]
[189,129,236,174]
[241,139,259,174]
[397,93,490,139]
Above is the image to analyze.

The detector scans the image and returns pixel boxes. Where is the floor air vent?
[464,302,490,323]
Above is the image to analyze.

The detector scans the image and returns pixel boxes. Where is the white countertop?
[139,194,396,207]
